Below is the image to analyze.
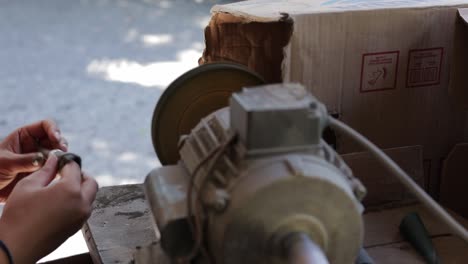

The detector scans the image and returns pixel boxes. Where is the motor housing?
[145,83,366,264]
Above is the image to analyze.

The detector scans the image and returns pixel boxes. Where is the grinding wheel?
[151,63,265,165]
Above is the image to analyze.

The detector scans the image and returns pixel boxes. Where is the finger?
[30,155,58,186]
[60,162,82,187]
[0,174,28,201]
[37,136,68,153]
[59,136,68,151]
[8,152,45,174]
[36,138,54,150]
[20,119,63,149]
[24,119,60,141]
[81,173,98,205]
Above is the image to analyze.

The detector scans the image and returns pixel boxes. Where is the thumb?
[29,155,58,186]
[8,152,45,174]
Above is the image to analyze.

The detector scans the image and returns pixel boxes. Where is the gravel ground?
[0,0,227,186]
[0,0,231,260]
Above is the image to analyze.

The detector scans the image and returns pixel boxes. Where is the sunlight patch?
[91,138,109,150]
[86,49,201,87]
[141,34,173,47]
[95,173,117,186]
[118,151,138,162]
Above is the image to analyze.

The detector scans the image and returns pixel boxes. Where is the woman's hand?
[0,156,98,264]
[0,120,68,197]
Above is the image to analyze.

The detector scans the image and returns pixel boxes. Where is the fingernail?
[54,131,61,141]
[32,152,45,167]
[60,138,68,146]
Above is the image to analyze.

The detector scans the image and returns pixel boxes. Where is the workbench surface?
[84,184,468,264]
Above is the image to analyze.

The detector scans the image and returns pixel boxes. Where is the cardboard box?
[202,0,468,204]
[440,9,468,218]
[343,145,424,208]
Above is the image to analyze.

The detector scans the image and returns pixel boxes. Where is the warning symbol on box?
[407,48,443,88]
[360,51,399,93]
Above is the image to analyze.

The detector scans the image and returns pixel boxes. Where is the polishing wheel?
[151,63,265,165]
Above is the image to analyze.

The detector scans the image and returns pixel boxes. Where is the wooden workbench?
[84,184,468,264]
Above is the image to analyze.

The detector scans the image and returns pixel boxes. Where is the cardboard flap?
[460,8,468,23]
[448,9,468,109]
[440,143,468,218]
[342,146,424,208]
[211,0,468,19]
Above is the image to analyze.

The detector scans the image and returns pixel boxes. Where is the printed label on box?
[360,51,399,93]
[406,48,443,88]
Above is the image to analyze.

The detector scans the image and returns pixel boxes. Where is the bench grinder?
[143,63,367,264]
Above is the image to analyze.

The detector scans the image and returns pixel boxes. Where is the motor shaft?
[281,233,329,264]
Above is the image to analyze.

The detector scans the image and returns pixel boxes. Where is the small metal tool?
[38,147,82,172]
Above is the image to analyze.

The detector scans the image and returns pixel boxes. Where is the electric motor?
[145,81,366,264]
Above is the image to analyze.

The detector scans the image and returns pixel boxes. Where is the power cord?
[328,116,468,243]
